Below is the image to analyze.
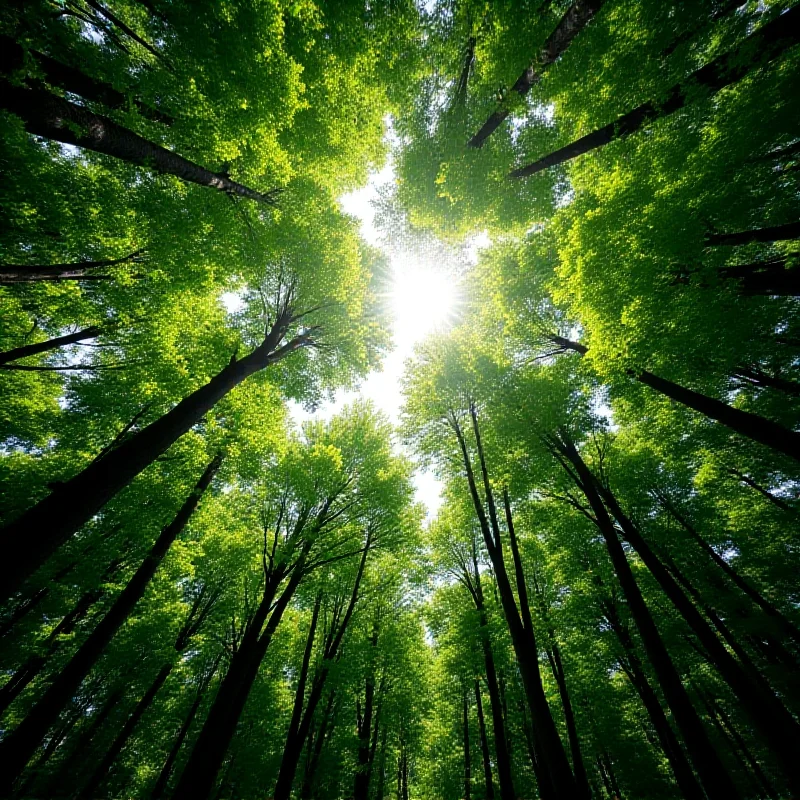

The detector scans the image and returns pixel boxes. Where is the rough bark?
[0,454,221,794]
[0,82,279,204]
[509,7,800,177]
[469,0,607,147]
[553,434,740,800]
[0,305,313,601]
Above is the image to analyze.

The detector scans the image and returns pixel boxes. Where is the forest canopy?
[1,0,800,798]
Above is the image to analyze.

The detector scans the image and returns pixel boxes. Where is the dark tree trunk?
[354,621,379,800]
[0,455,221,794]
[0,587,50,640]
[0,251,144,284]
[273,539,371,800]
[718,258,800,296]
[464,687,472,800]
[597,479,800,795]
[475,680,495,800]
[658,495,800,649]
[732,365,800,398]
[43,684,126,796]
[725,466,796,511]
[0,572,111,716]
[0,326,102,365]
[0,307,311,601]
[78,662,172,798]
[0,35,172,124]
[706,220,800,247]
[452,409,572,800]
[469,0,607,147]
[660,0,746,58]
[150,676,209,799]
[635,368,800,462]
[172,551,308,800]
[0,82,280,204]
[604,600,706,800]
[509,7,800,177]
[553,434,740,800]
[299,688,338,800]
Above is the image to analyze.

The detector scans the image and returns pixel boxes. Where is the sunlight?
[389,256,461,347]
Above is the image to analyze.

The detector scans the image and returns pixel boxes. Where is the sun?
[389,256,461,347]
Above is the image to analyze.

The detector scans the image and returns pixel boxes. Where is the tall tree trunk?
[0,307,312,601]
[469,0,607,147]
[354,621,379,800]
[657,493,800,648]
[509,7,800,177]
[0,326,102,365]
[553,434,740,800]
[546,333,800,461]
[0,35,172,124]
[725,466,797,511]
[0,454,221,794]
[706,220,800,247]
[78,662,172,798]
[598,480,800,793]
[474,679,495,800]
[375,724,388,800]
[0,82,279,204]
[603,599,706,800]
[0,251,143,283]
[451,410,572,800]
[172,549,308,800]
[149,674,210,799]
[0,572,111,716]
[273,538,371,800]
[299,688,338,800]
[464,687,472,800]
[718,258,800,296]
[43,684,126,796]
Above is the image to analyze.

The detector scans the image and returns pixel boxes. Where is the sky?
[285,152,489,520]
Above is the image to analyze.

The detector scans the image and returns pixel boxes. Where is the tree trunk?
[354,622,379,800]
[0,251,145,284]
[598,479,800,795]
[299,688,338,800]
[658,495,800,649]
[468,0,607,147]
[0,454,221,793]
[273,539,371,800]
[604,600,706,800]
[509,6,800,177]
[171,553,307,800]
[452,410,571,800]
[725,466,797,511]
[719,258,800,296]
[706,220,800,247]
[0,82,279,204]
[0,307,309,601]
[78,662,172,798]
[150,677,208,799]
[0,326,102,365]
[474,679,495,800]
[0,35,172,124]
[554,434,741,800]
[464,687,472,800]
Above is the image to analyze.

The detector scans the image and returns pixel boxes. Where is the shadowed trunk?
[0,326,102,364]
[509,7,800,177]
[475,680,495,800]
[553,433,740,800]
[546,333,800,463]
[464,687,472,800]
[732,366,800,398]
[299,688,338,800]
[0,306,313,601]
[597,479,800,795]
[469,0,607,147]
[0,251,145,284]
[720,258,800,296]
[706,220,800,247]
[0,82,279,204]
[0,455,221,794]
